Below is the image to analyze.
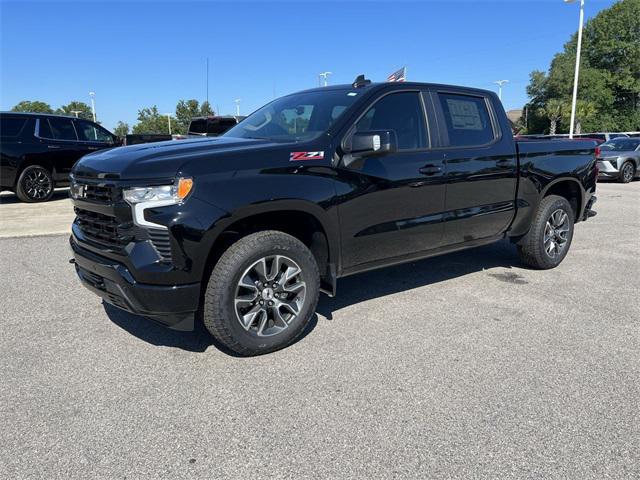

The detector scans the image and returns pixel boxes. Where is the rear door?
[432,90,517,244]
[337,90,447,271]
[36,116,82,176]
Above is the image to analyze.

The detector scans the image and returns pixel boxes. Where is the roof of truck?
[295,81,497,98]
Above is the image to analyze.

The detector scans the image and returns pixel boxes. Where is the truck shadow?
[104,239,523,355]
[316,240,523,320]
[0,189,70,204]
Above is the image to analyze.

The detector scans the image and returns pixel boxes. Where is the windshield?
[600,138,640,152]
[223,89,360,142]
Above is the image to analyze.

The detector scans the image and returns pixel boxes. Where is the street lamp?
[164,114,172,135]
[234,99,241,116]
[319,71,333,87]
[89,92,96,122]
[70,110,82,118]
[565,0,585,139]
[493,80,509,102]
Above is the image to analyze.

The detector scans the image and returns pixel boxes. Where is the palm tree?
[574,101,598,135]
[539,99,564,135]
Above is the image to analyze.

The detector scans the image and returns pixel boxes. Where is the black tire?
[203,230,320,356]
[619,161,635,184]
[518,195,575,270]
[15,165,54,203]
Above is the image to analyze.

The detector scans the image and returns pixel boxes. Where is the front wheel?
[518,195,575,269]
[15,165,54,202]
[203,230,320,356]
[619,161,635,184]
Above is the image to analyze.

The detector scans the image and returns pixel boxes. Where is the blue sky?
[1,0,618,131]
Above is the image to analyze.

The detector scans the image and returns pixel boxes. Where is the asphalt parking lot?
[0,181,638,479]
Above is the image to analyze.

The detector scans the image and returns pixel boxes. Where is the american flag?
[387,67,406,82]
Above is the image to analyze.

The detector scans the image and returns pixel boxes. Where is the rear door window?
[38,118,53,138]
[437,93,495,147]
[0,117,27,137]
[47,117,78,141]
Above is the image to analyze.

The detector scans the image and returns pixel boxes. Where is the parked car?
[187,116,245,137]
[0,112,118,202]
[596,137,640,183]
[574,132,629,142]
[69,77,597,355]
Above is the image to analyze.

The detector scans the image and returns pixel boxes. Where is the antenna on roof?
[352,74,371,88]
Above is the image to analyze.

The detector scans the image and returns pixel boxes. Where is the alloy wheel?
[234,255,306,337]
[622,163,634,183]
[543,208,570,258]
[22,167,52,200]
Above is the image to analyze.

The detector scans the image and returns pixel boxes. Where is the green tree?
[524,0,640,133]
[113,121,130,137]
[11,100,53,113]
[132,106,177,134]
[56,101,93,120]
[175,99,215,134]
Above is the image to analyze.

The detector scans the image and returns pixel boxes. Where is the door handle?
[47,145,60,149]
[88,147,99,150]
[419,164,442,175]
[496,159,513,168]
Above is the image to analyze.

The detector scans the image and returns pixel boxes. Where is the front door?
[75,119,116,157]
[336,90,447,272]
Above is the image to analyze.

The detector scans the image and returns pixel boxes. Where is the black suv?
[187,116,245,137]
[0,112,118,202]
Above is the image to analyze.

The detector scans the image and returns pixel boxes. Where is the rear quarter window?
[438,93,495,147]
[189,119,207,134]
[0,117,28,137]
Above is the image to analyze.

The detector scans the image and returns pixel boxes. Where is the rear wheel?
[15,165,54,202]
[518,195,575,269]
[203,230,320,356]
[619,161,635,183]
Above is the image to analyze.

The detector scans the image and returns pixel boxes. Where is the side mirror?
[350,130,397,157]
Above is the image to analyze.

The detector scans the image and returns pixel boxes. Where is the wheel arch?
[540,177,585,221]
[201,200,340,295]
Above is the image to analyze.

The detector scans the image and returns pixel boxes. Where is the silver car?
[597,137,640,183]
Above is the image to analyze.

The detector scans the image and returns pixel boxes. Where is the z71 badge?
[289,151,325,161]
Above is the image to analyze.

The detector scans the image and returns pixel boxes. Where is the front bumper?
[597,159,619,178]
[70,236,200,330]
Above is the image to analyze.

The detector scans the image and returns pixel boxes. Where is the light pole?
[234,99,241,117]
[493,80,509,102]
[164,114,172,135]
[89,92,96,122]
[319,71,332,87]
[565,0,585,139]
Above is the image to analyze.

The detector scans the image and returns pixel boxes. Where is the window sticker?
[446,99,483,131]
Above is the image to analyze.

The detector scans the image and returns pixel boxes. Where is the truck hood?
[72,136,284,180]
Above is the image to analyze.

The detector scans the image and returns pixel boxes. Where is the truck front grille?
[82,184,117,203]
[74,207,133,249]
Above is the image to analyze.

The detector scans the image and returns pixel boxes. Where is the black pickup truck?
[69,76,597,355]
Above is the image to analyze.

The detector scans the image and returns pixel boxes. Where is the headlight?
[123,177,193,204]
[123,177,193,229]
